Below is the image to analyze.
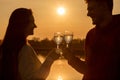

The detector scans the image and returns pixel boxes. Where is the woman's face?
[24,15,37,37]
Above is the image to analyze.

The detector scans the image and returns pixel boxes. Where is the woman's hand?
[46,48,60,62]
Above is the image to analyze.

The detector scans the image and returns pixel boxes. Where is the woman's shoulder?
[22,43,31,48]
[21,43,33,51]
[19,43,36,57]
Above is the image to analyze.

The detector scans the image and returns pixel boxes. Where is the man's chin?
[29,33,34,36]
[92,21,96,25]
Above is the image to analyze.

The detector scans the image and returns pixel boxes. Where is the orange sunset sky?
[0,0,120,40]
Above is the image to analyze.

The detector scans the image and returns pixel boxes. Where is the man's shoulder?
[113,14,120,24]
[87,27,96,36]
[113,14,120,30]
[85,27,96,41]
[113,14,120,18]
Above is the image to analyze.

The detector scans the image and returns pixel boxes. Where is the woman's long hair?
[0,8,32,80]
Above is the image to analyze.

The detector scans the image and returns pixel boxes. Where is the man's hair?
[85,0,113,12]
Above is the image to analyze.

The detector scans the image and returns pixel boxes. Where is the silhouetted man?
[63,0,120,80]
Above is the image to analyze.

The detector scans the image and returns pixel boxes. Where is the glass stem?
[57,45,59,49]
[59,52,64,59]
[66,44,69,48]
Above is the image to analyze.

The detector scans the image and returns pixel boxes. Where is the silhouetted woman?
[0,8,58,80]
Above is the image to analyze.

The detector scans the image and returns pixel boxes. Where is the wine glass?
[64,31,73,48]
[54,32,64,59]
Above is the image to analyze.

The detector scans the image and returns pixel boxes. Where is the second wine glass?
[64,31,73,48]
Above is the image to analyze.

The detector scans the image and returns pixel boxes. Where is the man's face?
[87,1,109,25]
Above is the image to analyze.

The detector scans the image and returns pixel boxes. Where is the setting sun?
[57,75,63,80]
[57,7,65,15]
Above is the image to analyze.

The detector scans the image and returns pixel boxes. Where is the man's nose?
[87,10,94,17]
[34,23,37,28]
[87,11,91,16]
